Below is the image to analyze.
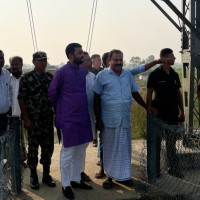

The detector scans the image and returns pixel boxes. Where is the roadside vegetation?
[131,66,182,139]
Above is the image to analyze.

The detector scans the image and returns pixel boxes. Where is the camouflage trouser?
[27,121,54,169]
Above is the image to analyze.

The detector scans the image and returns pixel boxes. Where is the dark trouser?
[166,133,179,170]
[27,122,54,170]
[156,116,180,175]
[0,114,8,133]
[147,113,180,181]
[155,134,162,177]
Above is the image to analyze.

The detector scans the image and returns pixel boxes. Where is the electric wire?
[28,0,38,51]
[26,0,38,52]
[26,0,36,52]
[88,0,98,54]
[86,0,99,53]
[86,0,96,52]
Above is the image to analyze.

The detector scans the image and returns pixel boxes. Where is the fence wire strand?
[0,117,24,200]
[140,114,200,200]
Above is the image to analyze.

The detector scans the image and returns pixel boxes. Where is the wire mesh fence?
[0,117,24,200]
[139,114,200,200]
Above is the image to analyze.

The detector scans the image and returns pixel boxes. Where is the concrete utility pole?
[151,0,200,127]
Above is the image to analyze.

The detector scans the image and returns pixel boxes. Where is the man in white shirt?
[10,56,23,116]
[80,51,95,182]
[9,56,27,165]
[0,50,10,132]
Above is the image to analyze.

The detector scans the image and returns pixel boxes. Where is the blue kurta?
[48,62,93,148]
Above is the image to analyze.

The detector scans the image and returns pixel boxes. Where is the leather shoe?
[81,172,91,182]
[95,168,106,179]
[70,180,93,190]
[30,175,39,190]
[42,175,56,187]
[116,179,134,187]
[103,178,113,189]
[62,186,74,199]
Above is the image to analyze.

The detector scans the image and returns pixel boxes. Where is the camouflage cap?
[33,51,48,60]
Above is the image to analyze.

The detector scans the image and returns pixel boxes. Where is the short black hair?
[102,52,109,67]
[108,49,123,60]
[160,48,173,57]
[91,54,100,61]
[0,50,4,56]
[65,43,82,59]
[83,51,89,56]
[11,56,23,65]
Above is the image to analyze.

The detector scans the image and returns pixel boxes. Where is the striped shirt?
[93,68,138,128]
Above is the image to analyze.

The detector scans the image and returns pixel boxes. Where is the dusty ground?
[16,140,146,200]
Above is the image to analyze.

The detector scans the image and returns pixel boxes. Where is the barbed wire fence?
[0,117,24,200]
[139,114,200,200]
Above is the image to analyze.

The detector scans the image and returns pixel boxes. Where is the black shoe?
[103,178,113,189]
[70,180,93,190]
[62,186,74,200]
[168,169,184,179]
[42,174,56,187]
[30,175,39,190]
[117,179,134,187]
[96,160,100,166]
[81,172,91,182]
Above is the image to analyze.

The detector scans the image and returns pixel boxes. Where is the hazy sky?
[0,0,182,65]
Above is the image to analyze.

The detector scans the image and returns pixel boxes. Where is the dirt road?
[17,140,145,200]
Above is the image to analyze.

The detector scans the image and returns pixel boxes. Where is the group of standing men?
[0,43,185,200]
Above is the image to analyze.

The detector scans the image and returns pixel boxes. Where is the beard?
[74,56,83,65]
[12,70,22,77]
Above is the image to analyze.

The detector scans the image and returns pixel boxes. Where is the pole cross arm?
[151,0,181,32]
[151,0,200,40]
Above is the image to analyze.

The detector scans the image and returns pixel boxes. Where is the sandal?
[95,168,106,179]
[96,161,100,166]
[103,178,113,189]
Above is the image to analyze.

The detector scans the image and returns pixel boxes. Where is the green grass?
[131,87,147,139]
[130,66,182,139]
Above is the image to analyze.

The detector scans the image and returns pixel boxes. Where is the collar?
[0,69,7,76]
[108,67,124,76]
[33,69,46,77]
[67,61,79,69]
[159,65,174,74]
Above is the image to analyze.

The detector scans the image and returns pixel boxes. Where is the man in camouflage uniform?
[18,51,56,190]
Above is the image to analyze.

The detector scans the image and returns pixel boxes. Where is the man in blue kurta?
[93,49,157,189]
[48,43,93,199]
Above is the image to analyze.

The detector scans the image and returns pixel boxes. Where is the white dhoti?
[60,137,88,187]
[103,125,132,181]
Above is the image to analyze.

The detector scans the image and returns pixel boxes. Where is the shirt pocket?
[121,80,132,100]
